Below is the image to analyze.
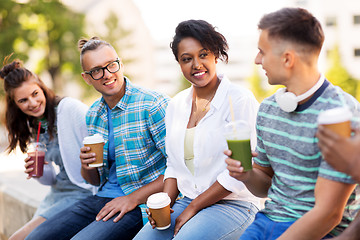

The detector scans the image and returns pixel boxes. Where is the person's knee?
[25,225,50,240]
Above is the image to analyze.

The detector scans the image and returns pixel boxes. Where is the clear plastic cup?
[27,142,46,177]
[224,120,253,171]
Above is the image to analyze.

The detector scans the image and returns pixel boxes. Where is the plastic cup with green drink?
[224,120,253,171]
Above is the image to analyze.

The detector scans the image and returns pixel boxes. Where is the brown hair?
[0,58,59,153]
[78,36,114,69]
[258,7,324,54]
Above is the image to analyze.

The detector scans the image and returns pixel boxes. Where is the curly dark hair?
[170,19,229,63]
[0,57,59,153]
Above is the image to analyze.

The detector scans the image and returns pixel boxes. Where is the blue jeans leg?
[239,212,335,240]
[26,195,143,240]
[71,207,143,240]
[134,197,258,240]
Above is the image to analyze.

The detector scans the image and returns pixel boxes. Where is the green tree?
[326,45,358,97]
[0,0,85,93]
[101,11,134,65]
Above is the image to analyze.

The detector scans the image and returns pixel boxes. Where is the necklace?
[191,79,220,126]
[199,91,216,112]
[195,78,219,112]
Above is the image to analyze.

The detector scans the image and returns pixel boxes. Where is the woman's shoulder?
[57,97,89,117]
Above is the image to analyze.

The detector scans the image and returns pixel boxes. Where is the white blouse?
[164,74,261,207]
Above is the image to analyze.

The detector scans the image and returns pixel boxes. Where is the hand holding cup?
[82,134,105,168]
[26,142,46,178]
[224,120,253,172]
[317,107,352,137]
[147,192,172,230]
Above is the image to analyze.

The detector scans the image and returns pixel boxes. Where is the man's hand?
[80,146,97,170]
[96,195,138,223]
[224,149,256,181]
[317,126,360,182]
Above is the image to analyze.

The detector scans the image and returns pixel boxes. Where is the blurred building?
[289,0,360,79]
[149,0,360,97]
[60,0,360,97]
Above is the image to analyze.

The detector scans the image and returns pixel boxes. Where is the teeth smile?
[194,72,205,77]
[104,79,115,86]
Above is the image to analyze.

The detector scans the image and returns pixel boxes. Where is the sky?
[132,0,288,41]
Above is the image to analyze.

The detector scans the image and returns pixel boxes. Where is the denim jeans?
[239,212,334,240]
[25,195,143,240]
[133,197,258,240]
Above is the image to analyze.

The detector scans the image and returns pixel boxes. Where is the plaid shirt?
[86,77,169,195]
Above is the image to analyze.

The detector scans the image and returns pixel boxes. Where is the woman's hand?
[24,156,33,179]
[24,156,48,179]
[146,208,174,229]
[174,205,197,236]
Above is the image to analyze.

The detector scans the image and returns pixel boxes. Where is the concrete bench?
[0,148,49,240]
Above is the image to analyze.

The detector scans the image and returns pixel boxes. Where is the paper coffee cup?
[147,192,171,230]
[83,134,105,167]
[318,107,352,137]
[224,121,253,171]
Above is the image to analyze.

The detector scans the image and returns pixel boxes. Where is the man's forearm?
[81,168,100,186]
[243,166,273,198]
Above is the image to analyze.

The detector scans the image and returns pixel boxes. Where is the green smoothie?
[226,139,252,171]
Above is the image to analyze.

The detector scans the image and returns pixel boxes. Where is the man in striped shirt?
[26,37,169,240]
[226,7,360,240]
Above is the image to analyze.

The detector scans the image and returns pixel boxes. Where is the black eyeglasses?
[84,59,120,80]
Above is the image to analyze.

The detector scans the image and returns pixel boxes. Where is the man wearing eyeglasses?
[26,37,170,240]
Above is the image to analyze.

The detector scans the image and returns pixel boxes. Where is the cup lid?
[147,192,171,209]
[224,120,251,140]
[27,142,46,152]
[318,107,353,125]
[83,133,105,144]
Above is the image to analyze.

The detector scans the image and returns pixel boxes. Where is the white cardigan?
[37,97,97,193]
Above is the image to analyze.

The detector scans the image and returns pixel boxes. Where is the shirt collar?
[98,76,133,111]
[295,77,329,112]
[94,77,133,116]
[211,73,230,111]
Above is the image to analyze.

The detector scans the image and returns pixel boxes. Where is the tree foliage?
[99,11,135,79]
[325,45,358,98]
[0,0,85,93]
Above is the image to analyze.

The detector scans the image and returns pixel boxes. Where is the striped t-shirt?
[255,80,360,235]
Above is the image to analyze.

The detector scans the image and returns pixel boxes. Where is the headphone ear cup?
[275,89,298,112]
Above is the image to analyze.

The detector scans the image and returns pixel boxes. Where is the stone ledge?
[0,150,49,240]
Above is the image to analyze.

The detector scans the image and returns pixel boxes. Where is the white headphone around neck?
[275,75,325,112]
